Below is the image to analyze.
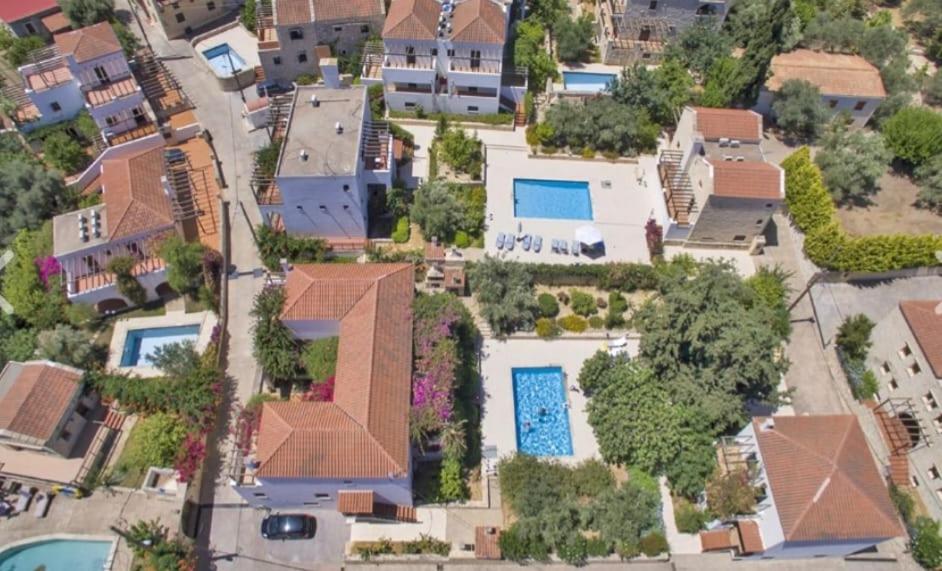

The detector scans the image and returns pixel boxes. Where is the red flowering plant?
[174,432,207,483]
[35,256,62,289]
[300,375,335,402]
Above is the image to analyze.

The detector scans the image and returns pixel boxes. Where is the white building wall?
[235,474,413,508]
[22,83,85,130]
[756,88,883,128]
[276,174,368,238]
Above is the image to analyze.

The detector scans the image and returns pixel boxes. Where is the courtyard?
[480,337,636,465]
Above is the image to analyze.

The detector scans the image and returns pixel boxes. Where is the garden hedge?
[781,148,942,271]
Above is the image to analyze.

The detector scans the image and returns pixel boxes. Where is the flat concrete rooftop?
[278,85,365,178]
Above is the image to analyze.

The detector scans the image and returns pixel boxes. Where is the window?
[696,4,715,15]
[900,344,913,358]
[910,362,923,376]
[24,22,37,35]
[333,26,343,32]
[930,466,940,480]
[59,428,72,440]
[648,0,657,8]
[935,415,942,433]
[76,403,89,417]
[106,116,116,126]
[639,26,651,41]
[404,102,416,108]
[913,475,920,487]
[315,493,330,498]
[733,235,747,242]
[50,101,62,112]
[854,100,866,111]
[407,82,417,89]
[641,52,652,59]
[406,45,416,66]
[468,105,479,113]
[756,219,764,225]
[290,28,303,40]
[342,184,350,191]
[207,0,215,9]
[273,56,282,65]
[937,489,942,503]
[253,492,268,498]
[431,48,438,56]
[298,52,308,63]
[342,480,353,484]
[447,49,455,57]
[468,86,478,93]
[361,25,369,33]
[881,362,891,375]
[94,65,110,83]
[175,12,186,22]
[828,99,838,108]
[470,49,481,69]
[888,378,898,390]
[924,391,937,411]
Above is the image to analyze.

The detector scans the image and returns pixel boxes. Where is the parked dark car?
[260,514,317,540]
[256,80,294,97]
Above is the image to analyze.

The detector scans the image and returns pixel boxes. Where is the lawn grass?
[112,421,149,488]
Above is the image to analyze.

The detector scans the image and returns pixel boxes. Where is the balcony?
[388,83,433,94]
[449,57,501,75]
[384,53,436,71]
[658,150,698,226]
[84,77,142,108]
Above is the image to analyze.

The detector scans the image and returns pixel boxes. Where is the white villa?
[12,22,153,141]
[364,0,526,115]
[255,85,394,245]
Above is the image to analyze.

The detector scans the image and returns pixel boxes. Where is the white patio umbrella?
[574,225,603,246]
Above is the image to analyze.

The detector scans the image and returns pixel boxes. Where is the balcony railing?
[450,57,501,74]
[384,53,436,71]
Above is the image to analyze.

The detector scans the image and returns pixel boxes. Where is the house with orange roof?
[0,361,126,487]
[13,22,154,141]
[658,106,783,248]
[0,0,64,39]
[756,49,887,128]
[364,0,524,115]
[255,0,386,86]
[231,263,416,512]
[52,134,220,312]
[705,415,903,559]
[136,0,241,40]
[867,300,942,520]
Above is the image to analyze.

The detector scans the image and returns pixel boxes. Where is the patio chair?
[572,240,581,256]
[522,235,531,251]
[13,490,32,513]
[506,236,515,251]
[533,236,542,253]
[495,232,505,250]
[33,492,51,518]
[559,240,568,254]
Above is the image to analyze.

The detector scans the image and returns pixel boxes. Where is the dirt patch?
[835,171,942,236]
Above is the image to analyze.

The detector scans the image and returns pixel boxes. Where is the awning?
[575,225,603,246]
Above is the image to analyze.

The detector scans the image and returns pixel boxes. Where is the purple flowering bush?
[35,256,61,288]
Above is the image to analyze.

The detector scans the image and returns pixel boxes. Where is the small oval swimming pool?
[0,538,114,571]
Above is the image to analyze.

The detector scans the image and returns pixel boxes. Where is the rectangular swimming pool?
[0,538,113,571]
[120,325,200,367]
[202,43,247,77]
[513,179,593,220]
[512,367,573,456]
[562,71,616,93]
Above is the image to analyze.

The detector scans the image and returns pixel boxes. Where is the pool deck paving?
[106,310,219,378]
[480,338,637,464]
[193,25,261,70]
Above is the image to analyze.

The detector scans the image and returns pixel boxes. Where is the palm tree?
[439,419,467,459]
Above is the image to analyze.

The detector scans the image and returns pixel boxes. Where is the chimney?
[319,57,340,88]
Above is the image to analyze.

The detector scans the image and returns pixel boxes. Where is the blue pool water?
[0,539,113,571]
[121,325,200,367]
[202,43,247,77]
[512,367,574,456]
[563,71,616,93]
[513,179,593,220]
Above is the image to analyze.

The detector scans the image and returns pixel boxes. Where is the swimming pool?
[562,71,616,93]
[120,325,200,367]
[202,43,247,77]
[0,538,113,571]
[513,179,593,220]
[512,367,573,456]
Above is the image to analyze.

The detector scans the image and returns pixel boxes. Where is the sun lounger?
[506,235,515,251]
[533,236,542,253]
[33,492,50,518]
[572,240,580,256]
[14,490,32,513]
[559,240,568,254]
[522,235,531,251]
[495,232,505,250]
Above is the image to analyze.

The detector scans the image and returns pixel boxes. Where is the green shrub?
[674,498,708,533]
[855,369,879,400]
[453,230,470,248]
[438,455,468,502]
[43,132,90,174]
[912,517,942,570]
[295,73,316,85]
[581,147,596,158]
[119,413,188,471]
[255,140,282,178]
[781,148,942,271]
[571,459,616,496]
[389,109,514,125]
[588,315,604,329]
[439,127,483,178]
[558,315,588,333]
[107,256,147,306]
[570,290,597,316]
[368,83,385,119]
[402,534,451,556]
[638,532,668,557]
[627,467,659,495]
[535,317,561,338]
[391,216,410,243]
[301,336,338,382]
[836,314,875,361]
[537,292,560,318]
[890,483,915,526]
[881,106,942,166]
[586,537,612,557]
[498,526,549,562]
[557,535,588,566]
[605,311,626,329]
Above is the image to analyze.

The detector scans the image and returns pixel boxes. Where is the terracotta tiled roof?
[451,0,505,44]
[314,0,384,22]
[275,0,312,25]
[54,22,122,64]
[766,49,886,98]
[737,521,764,554]
[699,528,737,552]
[338,490,375,514]
[0,0,58,23]
[41,11,71,34]
[900,300,942,378]
[84,76,140,107]
[711,161,783,200]
[425,240,445,261]
[0,361,83,443]
[259,263,414,479]
[101,145,176,241]
[692,107,762,142]
[383,0,440,40]
[754,415,903,543]
[475,527,502,559]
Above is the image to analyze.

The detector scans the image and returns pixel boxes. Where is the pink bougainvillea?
[411,304,463,432]
[35,256,61,288]
[174,431,207,483]
[300,375,335,402]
